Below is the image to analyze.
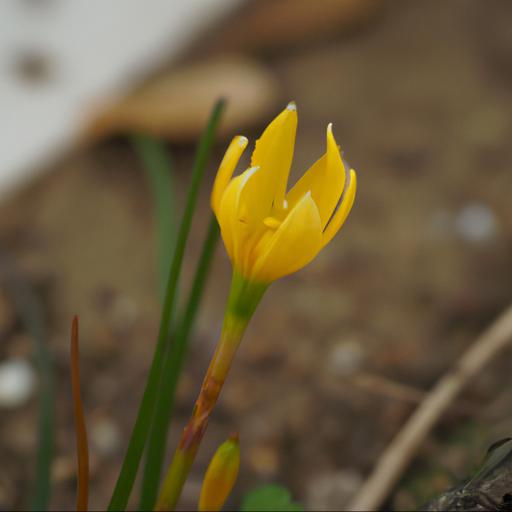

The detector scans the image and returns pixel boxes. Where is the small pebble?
[91,417,121,455]
[327,340,365,377]
[454,202,498,243]
[0,358,36,408]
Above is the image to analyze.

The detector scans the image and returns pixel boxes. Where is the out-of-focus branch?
[349,304,512,511]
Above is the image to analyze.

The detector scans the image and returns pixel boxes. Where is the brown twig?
[70,316,89,512]
[350,372,479,416]
[348,304,512,511]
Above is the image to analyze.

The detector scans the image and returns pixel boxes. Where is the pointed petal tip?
[229,432,240,443]
[237,135,248,147]
[327,123,337,143]
[326,123,339,150]
[240,165,260,187]
[286,101,297,111]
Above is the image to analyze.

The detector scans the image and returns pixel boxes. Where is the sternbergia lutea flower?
[156,103,357,511]
[212,101,357,284]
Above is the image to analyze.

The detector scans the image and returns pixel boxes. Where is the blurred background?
[1,0,512,510]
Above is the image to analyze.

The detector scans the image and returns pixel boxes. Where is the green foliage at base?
[241,484,304,512]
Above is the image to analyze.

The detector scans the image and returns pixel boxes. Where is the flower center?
[262,199,289,230]
[263,217,281,229]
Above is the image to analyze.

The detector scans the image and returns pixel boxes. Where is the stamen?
[263,217,282,229]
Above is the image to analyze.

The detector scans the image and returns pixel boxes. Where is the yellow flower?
[212,102,357,284]
[198,434,240,512]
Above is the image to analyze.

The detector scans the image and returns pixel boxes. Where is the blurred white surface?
[0,0,241,198]
[0,358,36,408]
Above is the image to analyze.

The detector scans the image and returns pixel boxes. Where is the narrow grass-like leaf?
[70,316,89,512]
[0,250,54,511]
[132,134,176,300]
[139,216,220,509]
[108,99,225,512]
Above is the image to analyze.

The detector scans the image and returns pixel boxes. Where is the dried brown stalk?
[349,304,512,511]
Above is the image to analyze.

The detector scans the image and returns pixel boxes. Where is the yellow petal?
[322,168,357,247]
[216,170,248,264]
[199,435,240,512]
[286,123,346,227]
[251,102,298,211]
[211,135,248,215]
[217,166,266,271]
[252,192,323,282]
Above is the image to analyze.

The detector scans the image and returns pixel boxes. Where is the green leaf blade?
[139,216,219,510]
[132,134,176,300]
[107,99,225,512]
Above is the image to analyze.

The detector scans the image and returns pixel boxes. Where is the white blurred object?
[0,358,36,408]
[91,416,122,455]
[429,203,499,244]
[455,202,498,244]
[0,0,242,198]
[327,340,365,377]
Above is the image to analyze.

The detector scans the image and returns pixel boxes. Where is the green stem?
[155,272,268,511]
[132,134,176,302]
[139,217,219,510]
[107,100,225,512]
